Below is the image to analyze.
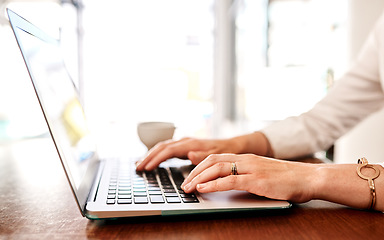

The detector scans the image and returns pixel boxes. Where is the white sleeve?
[261,13,384,159]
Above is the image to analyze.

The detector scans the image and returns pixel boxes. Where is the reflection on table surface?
[1,137,384,239]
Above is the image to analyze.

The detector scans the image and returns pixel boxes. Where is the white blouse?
[261,12,384,160]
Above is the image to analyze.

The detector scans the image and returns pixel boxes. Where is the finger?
[188,151,213,165]
[196,175,247,193]
[135,143,165,171]
[182,154,239,188]
[182,161,233,193]
[136,139,187,171]
[137,137,206,171]
[143,141,190,171]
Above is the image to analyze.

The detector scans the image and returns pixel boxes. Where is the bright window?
[81,0,215,141]
[0,0,349,145]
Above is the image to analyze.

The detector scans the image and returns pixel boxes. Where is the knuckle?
[166,144,177,152]
[194,172,203,182]
[206,154,220,162]
[228,175,238,185]
[227,175,246,191]
[211,180,219,191]
[242,153,254,159]
[182,137,196,145]
[156,140,170,148]
[215,162,226,172]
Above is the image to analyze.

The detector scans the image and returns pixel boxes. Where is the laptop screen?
[8,9,98,212]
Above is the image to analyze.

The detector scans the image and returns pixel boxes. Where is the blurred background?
[1,0,384,161]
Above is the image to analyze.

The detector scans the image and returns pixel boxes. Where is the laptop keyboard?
[106,161,199,205]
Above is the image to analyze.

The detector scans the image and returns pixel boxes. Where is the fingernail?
[181,179,189,188]
[135,163,143,171]
[183,182,191,191]
[189,151,196,159]
[197,183,206,190]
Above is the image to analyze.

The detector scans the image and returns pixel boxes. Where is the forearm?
[313,163,384,211]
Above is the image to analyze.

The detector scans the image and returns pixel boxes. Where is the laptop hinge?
[86,160,105,206]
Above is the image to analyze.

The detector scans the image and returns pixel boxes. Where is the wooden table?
[1,137,384,239]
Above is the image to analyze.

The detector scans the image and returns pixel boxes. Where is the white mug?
[137,122,175,150]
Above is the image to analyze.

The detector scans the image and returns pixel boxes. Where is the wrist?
[225,136,247,154]
[230,132,273,157]
[312,163,384,210]
[310,165,330,201]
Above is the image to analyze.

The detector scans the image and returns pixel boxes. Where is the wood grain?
[1,138,384,240]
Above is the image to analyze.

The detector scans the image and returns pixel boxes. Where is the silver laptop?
[7,8,291,219]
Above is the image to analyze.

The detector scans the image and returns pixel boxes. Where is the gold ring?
[231,162,238,175]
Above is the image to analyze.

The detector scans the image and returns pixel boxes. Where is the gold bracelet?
[357,157,380,210]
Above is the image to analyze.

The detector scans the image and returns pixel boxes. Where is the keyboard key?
[163,188,176,193]
[148,191,162,195]
[158,168,168,175]
[118,177,131,181]
[164,193,178,197]
[147,181,159,186]
[118,183,131,187]
[133,180,145,184]
[166,197,181,203]
[108,163,200,206]
[150,195,165,203]
[133,177,145,182]
[159,177,171,183]
[145,172,156,179]
[118,199,132,204]
[134,197,148,204]
[118,195,132,199]
[133,191,147,197]
[180,193,196,198]
[148,187,161,191]
[182,197,199,203]
[118,191,132,195]
[170,167,185,185]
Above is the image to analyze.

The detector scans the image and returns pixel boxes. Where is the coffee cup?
[137,122,175,150]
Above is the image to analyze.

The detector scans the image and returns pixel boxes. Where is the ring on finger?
[230,162,238,175]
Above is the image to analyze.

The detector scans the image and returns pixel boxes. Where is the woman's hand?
[136,137,244,171]
[181,154,318,203]
[181,153,384,211]
[136,132,273,172]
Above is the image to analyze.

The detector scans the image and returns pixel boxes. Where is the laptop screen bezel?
[7,8,99,216]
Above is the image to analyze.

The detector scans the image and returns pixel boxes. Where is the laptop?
[7,8,291,219]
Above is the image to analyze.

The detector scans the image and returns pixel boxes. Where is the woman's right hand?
[135,131,273,171]
[135,137,244,171]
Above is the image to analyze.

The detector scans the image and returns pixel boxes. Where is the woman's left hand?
[181,154,318,203]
